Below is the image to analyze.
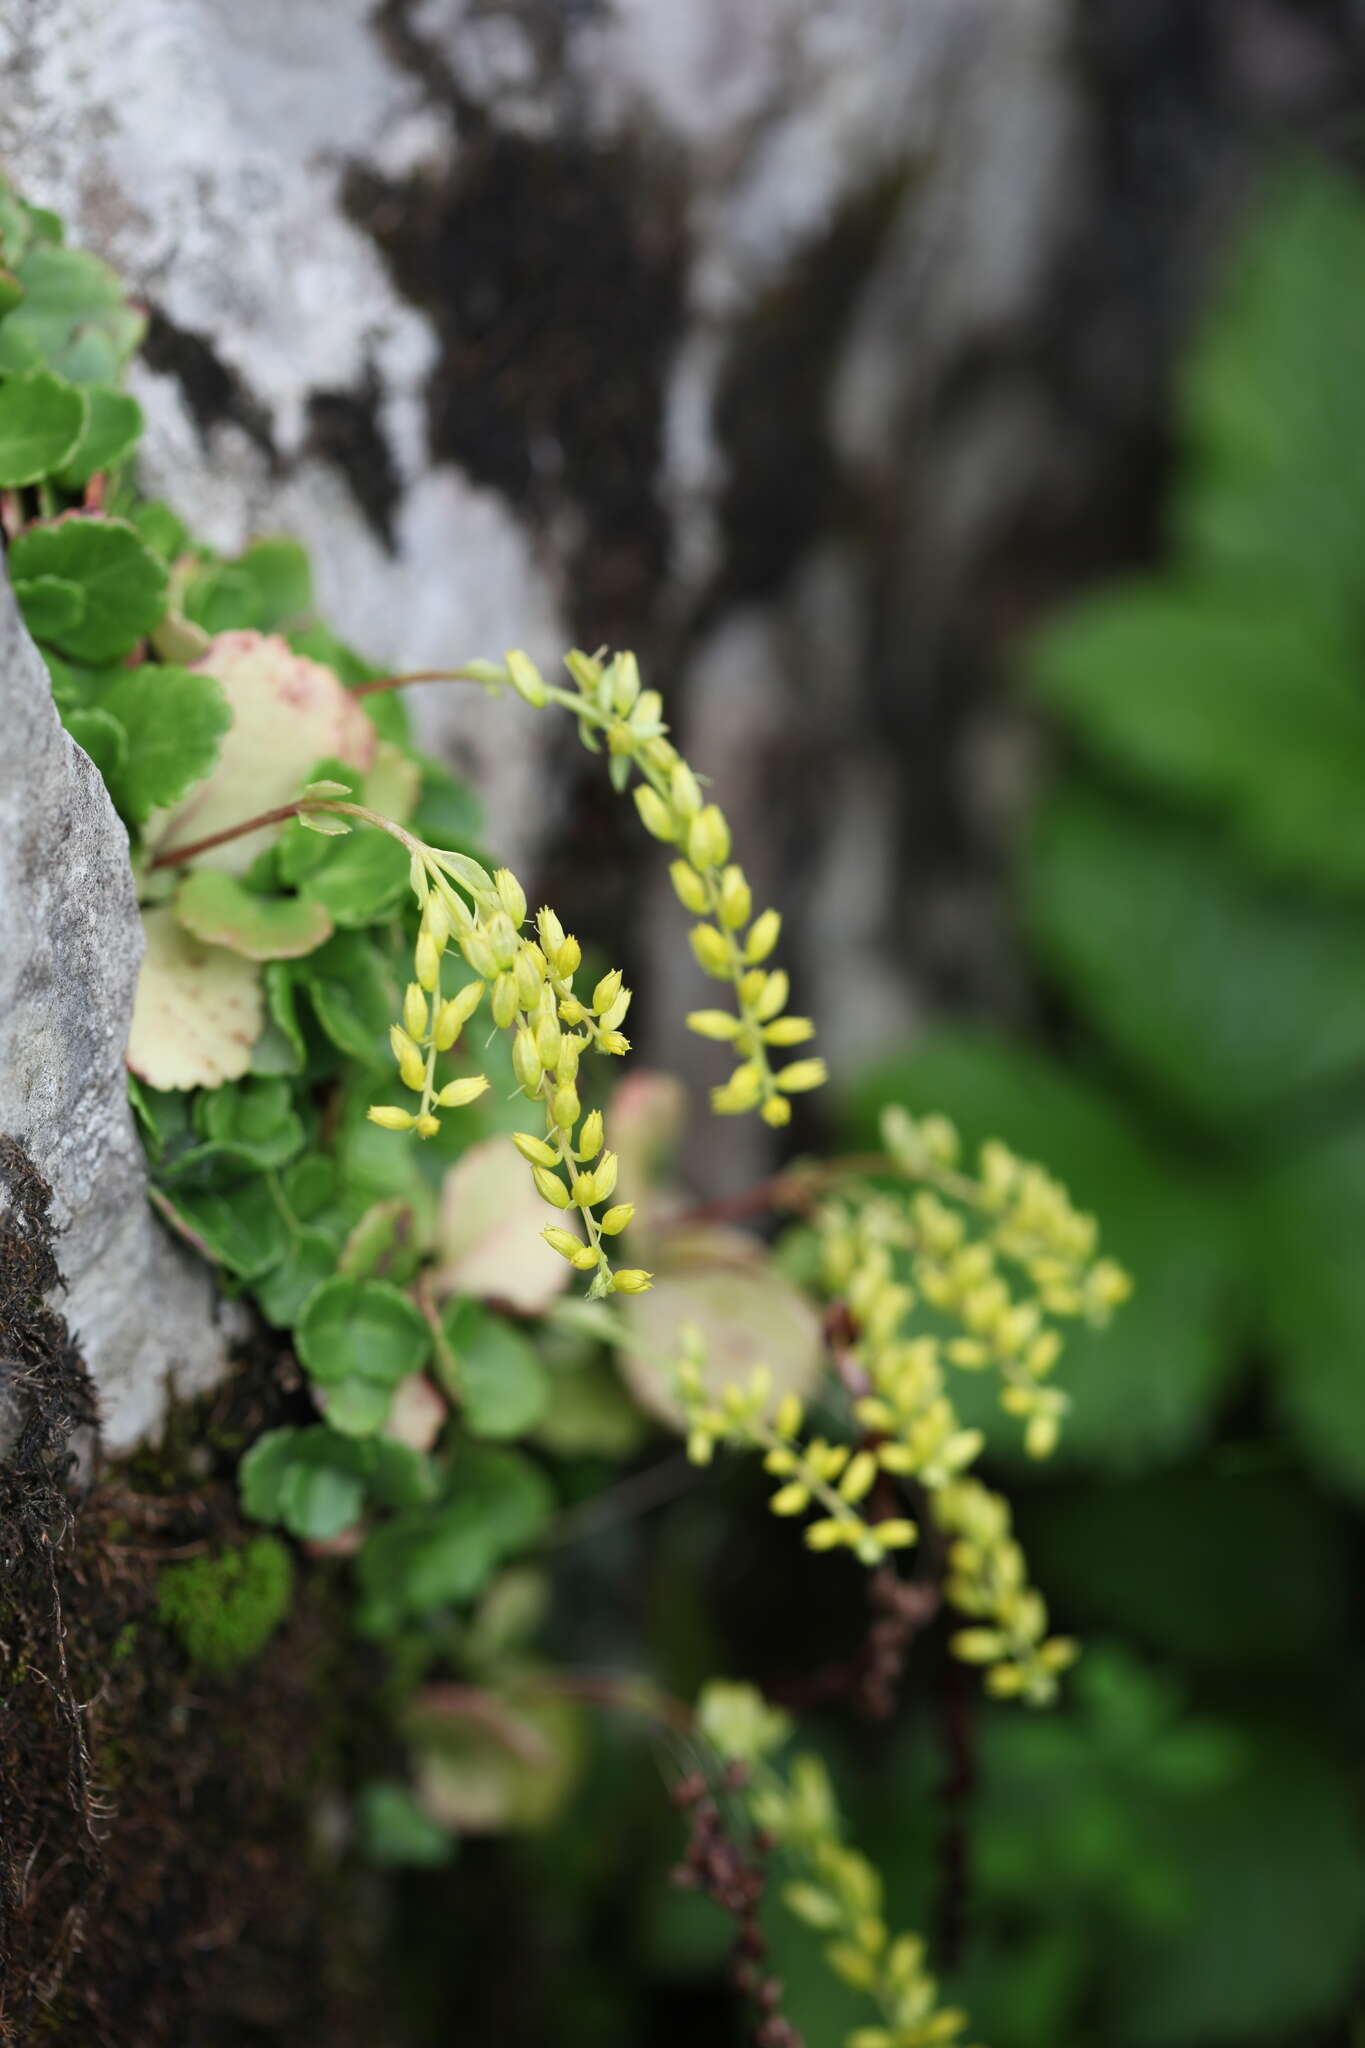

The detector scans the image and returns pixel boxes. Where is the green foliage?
[0,368,86,484]
[355,1780,457,1868]
[155,1537,293,1673]
[240,1425,436,1540]
[10,515,167,662]
[295,1276,432,1436]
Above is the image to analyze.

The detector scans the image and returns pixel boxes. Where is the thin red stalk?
[149,798,311,869]
[349,667,489,699]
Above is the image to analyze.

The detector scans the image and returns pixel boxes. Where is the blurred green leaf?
[1257,1115,1365,1498]
[0,367,85,483]
[10,516,167,662]
[1029,586,1365,890]
[1025,785,1365,1132]
[439,1300,550,1440]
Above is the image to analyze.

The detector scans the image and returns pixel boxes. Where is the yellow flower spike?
[611,1269,653,1294]
[367,1106,417,1132]
[599,1203,634,1235]
[513,1131,559,1168]
[403,982,429,1039]
[436,1074,490,1109]
[532,1166,572,1210]
[670,860,709,913]
[389,1025,426,1092]
[578,1109,604,1159]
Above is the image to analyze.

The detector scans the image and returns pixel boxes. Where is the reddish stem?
[350,667,489,699]
[149,798,312,869]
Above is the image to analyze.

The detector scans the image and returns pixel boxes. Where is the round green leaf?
[439,1300,549,1440]
[9,514,168,662]
[16,573,85,640]
[62,704,127,786]
[175,869,333,961]
[100,663,232,825]
[0,368,86,484]
[296,1276,431,1438]
[54,383,143,486]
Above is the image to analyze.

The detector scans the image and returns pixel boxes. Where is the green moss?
[157,1536,293,1673]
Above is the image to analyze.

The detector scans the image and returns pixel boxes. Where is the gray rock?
[0,564,231,1451]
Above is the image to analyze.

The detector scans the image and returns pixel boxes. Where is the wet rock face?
[0,567,229,1450]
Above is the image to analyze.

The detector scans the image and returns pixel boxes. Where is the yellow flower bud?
[543,1226,584,1261]
[557,1035,584,1080]
[578,1110,604,1160]
[492,972,520,1029]
[555,934,582,978]
[532,1166,572,1210]
[389,1025,426,1092]
[717,865,751,929]
[610,1269,653,1294]
[513,1131,558,1168]
[415,1113,441,1138]
[460,929,499,981]
[437,1074,490,1108]
[422,893,451,947]
[670,761,702,817]
[775,1058,828,1094]
[494,867,527,925]
[559,995,589,1025]
[403,982,429,1040]
[689,924,732,978]
[514,949,544,1011]
[634,784,677,841]
[552,1084,580,1130]
[763,1016,814,1045]
[512,1028,543,1095]
[589,970,619,1015]
[571,1244,602,1270]
[754,971,790,1022]
[686,803,730,870]
[593,1151,619,1201]
[669,860,710,913]
[485,912,520,970]
[537,906,566,957]
[505,646,548,706]
[367,1105,416,1132]
[745,909,781,963]
[434,979,484,1049]
[598,1032,630,1056]
[761,1095,793,1127]
[611,650,641,714]
[599,1203,634,1235]
[687,1009,740,1041]
[414,930,441,992]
